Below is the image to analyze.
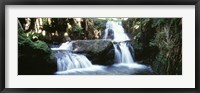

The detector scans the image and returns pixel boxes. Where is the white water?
[113,44,122,63]
[52,20,152,75]
[56,63,152,75]
[52,42,92,71]
[103,21,135,63]
[104,21,130,42]
[119,43,134,63]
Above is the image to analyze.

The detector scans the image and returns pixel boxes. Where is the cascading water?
[51,42,92,71]
[52,20,152,75]
[103,21,135,64]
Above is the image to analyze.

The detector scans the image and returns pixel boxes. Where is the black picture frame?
[0,0,199,93]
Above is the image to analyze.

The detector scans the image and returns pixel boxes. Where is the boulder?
[72,40,114,65]
[18,30,57,75]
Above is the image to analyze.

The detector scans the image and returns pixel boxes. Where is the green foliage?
[151,19,165,27]
[26,31,43,40]
[124,18,182,75]
[18,18,110,42]
[18,29,52,57]
[33,40,52,56]
[18,29,35,54]
[72,25,83,32]
[150,19,182,75]
[42,18,49,26]
[18,29,57,75]
[93,18,107,30]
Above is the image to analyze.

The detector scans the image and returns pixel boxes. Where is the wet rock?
[72,40,114,65]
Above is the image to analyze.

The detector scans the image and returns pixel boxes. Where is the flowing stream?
[52,21,152,75]
[51,42,92,71]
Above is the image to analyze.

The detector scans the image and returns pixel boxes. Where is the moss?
[18,29,57,75]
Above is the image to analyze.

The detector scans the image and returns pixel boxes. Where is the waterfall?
[52,20,152,75]
[103,21,135,63]
[51,42,92,71]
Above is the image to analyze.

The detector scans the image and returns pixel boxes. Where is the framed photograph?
[0,0,199,93]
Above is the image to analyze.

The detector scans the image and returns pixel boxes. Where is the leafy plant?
[123,18,182,75]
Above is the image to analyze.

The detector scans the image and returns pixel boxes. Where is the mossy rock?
[18,30,57,75]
